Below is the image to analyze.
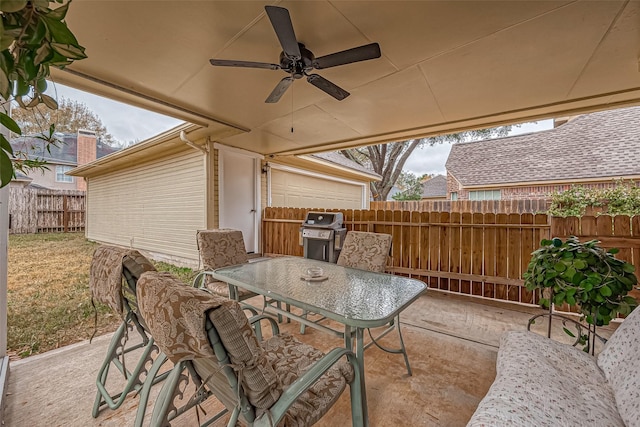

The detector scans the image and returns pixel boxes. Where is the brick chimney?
[76,129,97,191]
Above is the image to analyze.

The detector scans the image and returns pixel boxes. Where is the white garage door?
[270,169,364,209]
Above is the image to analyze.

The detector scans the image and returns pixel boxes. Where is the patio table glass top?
[212,256,427,329]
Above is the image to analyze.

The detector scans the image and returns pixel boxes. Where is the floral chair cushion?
[336,231,391,273]
[89,245,154,315]
[262,334,354,427]
[205,280,256,300]
[121,251,156,284]
[137,271,282,410]
[136,271,221,362]
[207,299,282,409]
[197,229,249,271]
[196,229,252,298]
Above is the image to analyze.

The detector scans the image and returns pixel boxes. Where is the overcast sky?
[46,83,184,144]
[49,82,553,172]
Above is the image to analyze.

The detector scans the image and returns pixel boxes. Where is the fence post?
[63,195,69,233]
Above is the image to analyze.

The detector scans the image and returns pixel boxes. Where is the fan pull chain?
[291,80,294,133]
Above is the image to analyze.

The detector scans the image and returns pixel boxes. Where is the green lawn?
[7,233,194,359]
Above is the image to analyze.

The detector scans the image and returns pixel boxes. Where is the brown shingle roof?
[10,134,118,164]
[422,174,447,198]
[445,107,640,187]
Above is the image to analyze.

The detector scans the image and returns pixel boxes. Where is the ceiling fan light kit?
[209,5,381,103]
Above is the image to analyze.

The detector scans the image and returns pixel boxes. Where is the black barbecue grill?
[300,212,346,263]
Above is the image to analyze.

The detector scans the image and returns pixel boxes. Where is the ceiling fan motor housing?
[280,43,314,79]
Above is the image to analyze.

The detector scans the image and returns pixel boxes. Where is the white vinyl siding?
[86,150,206,264]
[469,189,501,200]
[270,169,364,209]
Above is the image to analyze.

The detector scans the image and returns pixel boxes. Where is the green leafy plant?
[524,236,638,353]
[548,180,640,217]
[0,0,86,187]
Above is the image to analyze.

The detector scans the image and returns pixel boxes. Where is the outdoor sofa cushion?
[467,306,640,426]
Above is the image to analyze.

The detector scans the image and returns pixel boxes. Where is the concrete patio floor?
[3,291,617,427]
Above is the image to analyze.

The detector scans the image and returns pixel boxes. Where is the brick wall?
[447,174,464,199]
[446,174,638,201]
[75,131,97,191]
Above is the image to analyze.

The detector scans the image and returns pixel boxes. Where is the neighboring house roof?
[309,151,380,178]
[10,133,118,164]
[421,174,447,198]
[445,106,640,187]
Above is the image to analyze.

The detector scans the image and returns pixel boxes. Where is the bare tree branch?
[340,126,515,200]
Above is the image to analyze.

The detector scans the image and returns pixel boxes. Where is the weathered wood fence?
[371,199,551,214]
[9,187,85,234]
[263,207,640,306]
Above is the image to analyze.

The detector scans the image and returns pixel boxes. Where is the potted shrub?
[523,236,638,354]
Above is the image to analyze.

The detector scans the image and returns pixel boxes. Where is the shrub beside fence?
[263,207,640,306]
[9,187,85,234]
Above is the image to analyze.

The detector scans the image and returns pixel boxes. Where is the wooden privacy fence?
[263,207,640,306]
[263,207,551,305]
[9,187,85,234]
[371,199,551,214]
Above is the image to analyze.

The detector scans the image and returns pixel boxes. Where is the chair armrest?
[261,347,359,426]
[192,271,213,288]
[248,314,280,341]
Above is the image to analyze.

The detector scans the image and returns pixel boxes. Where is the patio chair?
[336,231,392,273]
[89,245,168,418]
[302,231,412,375]
[137,270,366,427]
[193,229,257,302]
[299,230,391,332]
[194,229,288,319]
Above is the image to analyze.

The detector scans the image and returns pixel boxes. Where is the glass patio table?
[212,256,427,424]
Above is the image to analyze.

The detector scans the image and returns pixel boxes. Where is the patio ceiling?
[52,1,640,156]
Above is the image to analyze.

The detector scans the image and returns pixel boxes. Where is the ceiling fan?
[209,5,381,103]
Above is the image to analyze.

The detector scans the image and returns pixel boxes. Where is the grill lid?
[302,212,343,229]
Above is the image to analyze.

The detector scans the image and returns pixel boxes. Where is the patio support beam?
[0,101,9,423]
[0,100,8,359]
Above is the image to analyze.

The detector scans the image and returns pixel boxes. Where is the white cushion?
[467,331,624,426]
[598,307,640,427]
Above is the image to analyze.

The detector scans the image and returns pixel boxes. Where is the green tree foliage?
[548,180,640,217]
[392,171,423,201]
[339,126,513,201]
[11,96,118,145]
[0,0,86,187]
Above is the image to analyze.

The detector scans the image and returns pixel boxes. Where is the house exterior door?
[218,146,260,253]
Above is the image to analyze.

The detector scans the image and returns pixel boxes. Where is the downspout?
[179,131,211,233]
[180,131,208,154]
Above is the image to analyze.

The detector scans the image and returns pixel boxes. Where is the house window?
[469,190,501,200]
[56,165,74,183]
[450,192,458,201]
